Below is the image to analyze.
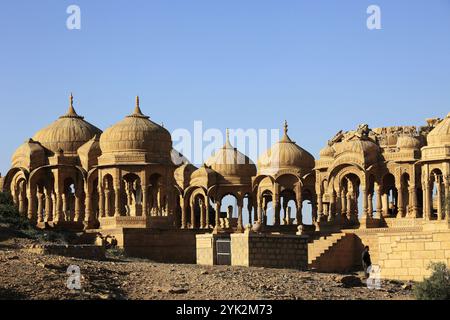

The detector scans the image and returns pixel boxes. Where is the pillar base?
[37,221,84,231]
[99,215,174,230]
[83,219,100,230]
[358,217,381,229]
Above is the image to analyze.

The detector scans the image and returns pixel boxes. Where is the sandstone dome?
[319,144,335,158]
[99,97,172,163]
[427,113,450,146]
[204,131,257,178]
[32,95,102,155]
[396,135,421,150]
[257,122,315,172]
[333,139,378,154]
[11,139,46,170]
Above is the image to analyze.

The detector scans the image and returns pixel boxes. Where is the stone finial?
[129,95,149,119]
[134,96,142,115]
[224,128,233,148]
[62,92,82,119]
[281,120,293,142]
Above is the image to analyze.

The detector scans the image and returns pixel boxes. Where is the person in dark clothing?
[362,246,372,278]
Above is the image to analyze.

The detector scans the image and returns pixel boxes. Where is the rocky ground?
[0,237,414,301]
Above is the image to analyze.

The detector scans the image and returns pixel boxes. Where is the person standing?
[362,246,372,278]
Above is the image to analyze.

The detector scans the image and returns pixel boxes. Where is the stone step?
[307,233,347,264]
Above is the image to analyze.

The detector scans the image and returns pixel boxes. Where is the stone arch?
[381,172,397,218]
[102,174,115,217]
[122,173,142,217]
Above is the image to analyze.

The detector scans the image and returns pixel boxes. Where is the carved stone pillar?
[424,182,431,220]
[44,189,52,222]
[27,187,36,223]
[257,199,263,223]
[190,202,196,229]
[382,193,389,218]
[75,192,82,222]
[104,189,111,217]
[317,193,323,222]
[247,199,253,225]
[84,192,93,226]
[311,196,318,224]
[142,186,148,217]
[409,186,418,218]
[282,198,288,225]
[362,188,368,220]
[436,178,443,220]
[51,192,57,221]
[205,196,210,228]
[367,193,373,219]
[181,198,187,229]
[397,184,404,219]
[37,191,44,223]
[444,177,450,221]
[199,199,205,229]
[273,199,281,226]
[62,193,69,221]
[287,207,292,225]
[296,191,303,225]
[114,187,121,217]
[157,189,163,216]
[214,201,221,232]
[341,190,347,220]
[346,192,352,221]
[18,192,25,215]
[375,185,382,219]
[297,201,303,226]
[55,191,63,222]
[237,202,244,233]
[98,188,104,218]
[335,190,341,220]
[328,191,336,222]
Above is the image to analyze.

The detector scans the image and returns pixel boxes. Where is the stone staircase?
[308,233,357,272]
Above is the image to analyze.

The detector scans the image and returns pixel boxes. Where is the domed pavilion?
[253,121,316,229]
[5,94,102,229]
[95,96,177,229]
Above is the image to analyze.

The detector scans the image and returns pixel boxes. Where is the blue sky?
[0,0,449,175]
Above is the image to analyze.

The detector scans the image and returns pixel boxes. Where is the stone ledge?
[24,244,106,260]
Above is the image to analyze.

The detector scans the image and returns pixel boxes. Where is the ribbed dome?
[427,113,450,146]
[32,95,102,155]
[334,139,379,154]
[11,138,46,170]
[99,97,172,162]
[257,122,315,172]
[333,138,380,165]
[319,144,335,158]
[397,135,421,150]
[205,130,257,178]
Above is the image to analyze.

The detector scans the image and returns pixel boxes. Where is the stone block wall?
[196,234,231,266]
[231,233,308,269]
[377,230,450,281]
[25,244,106,260]
[96,228,201,264]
